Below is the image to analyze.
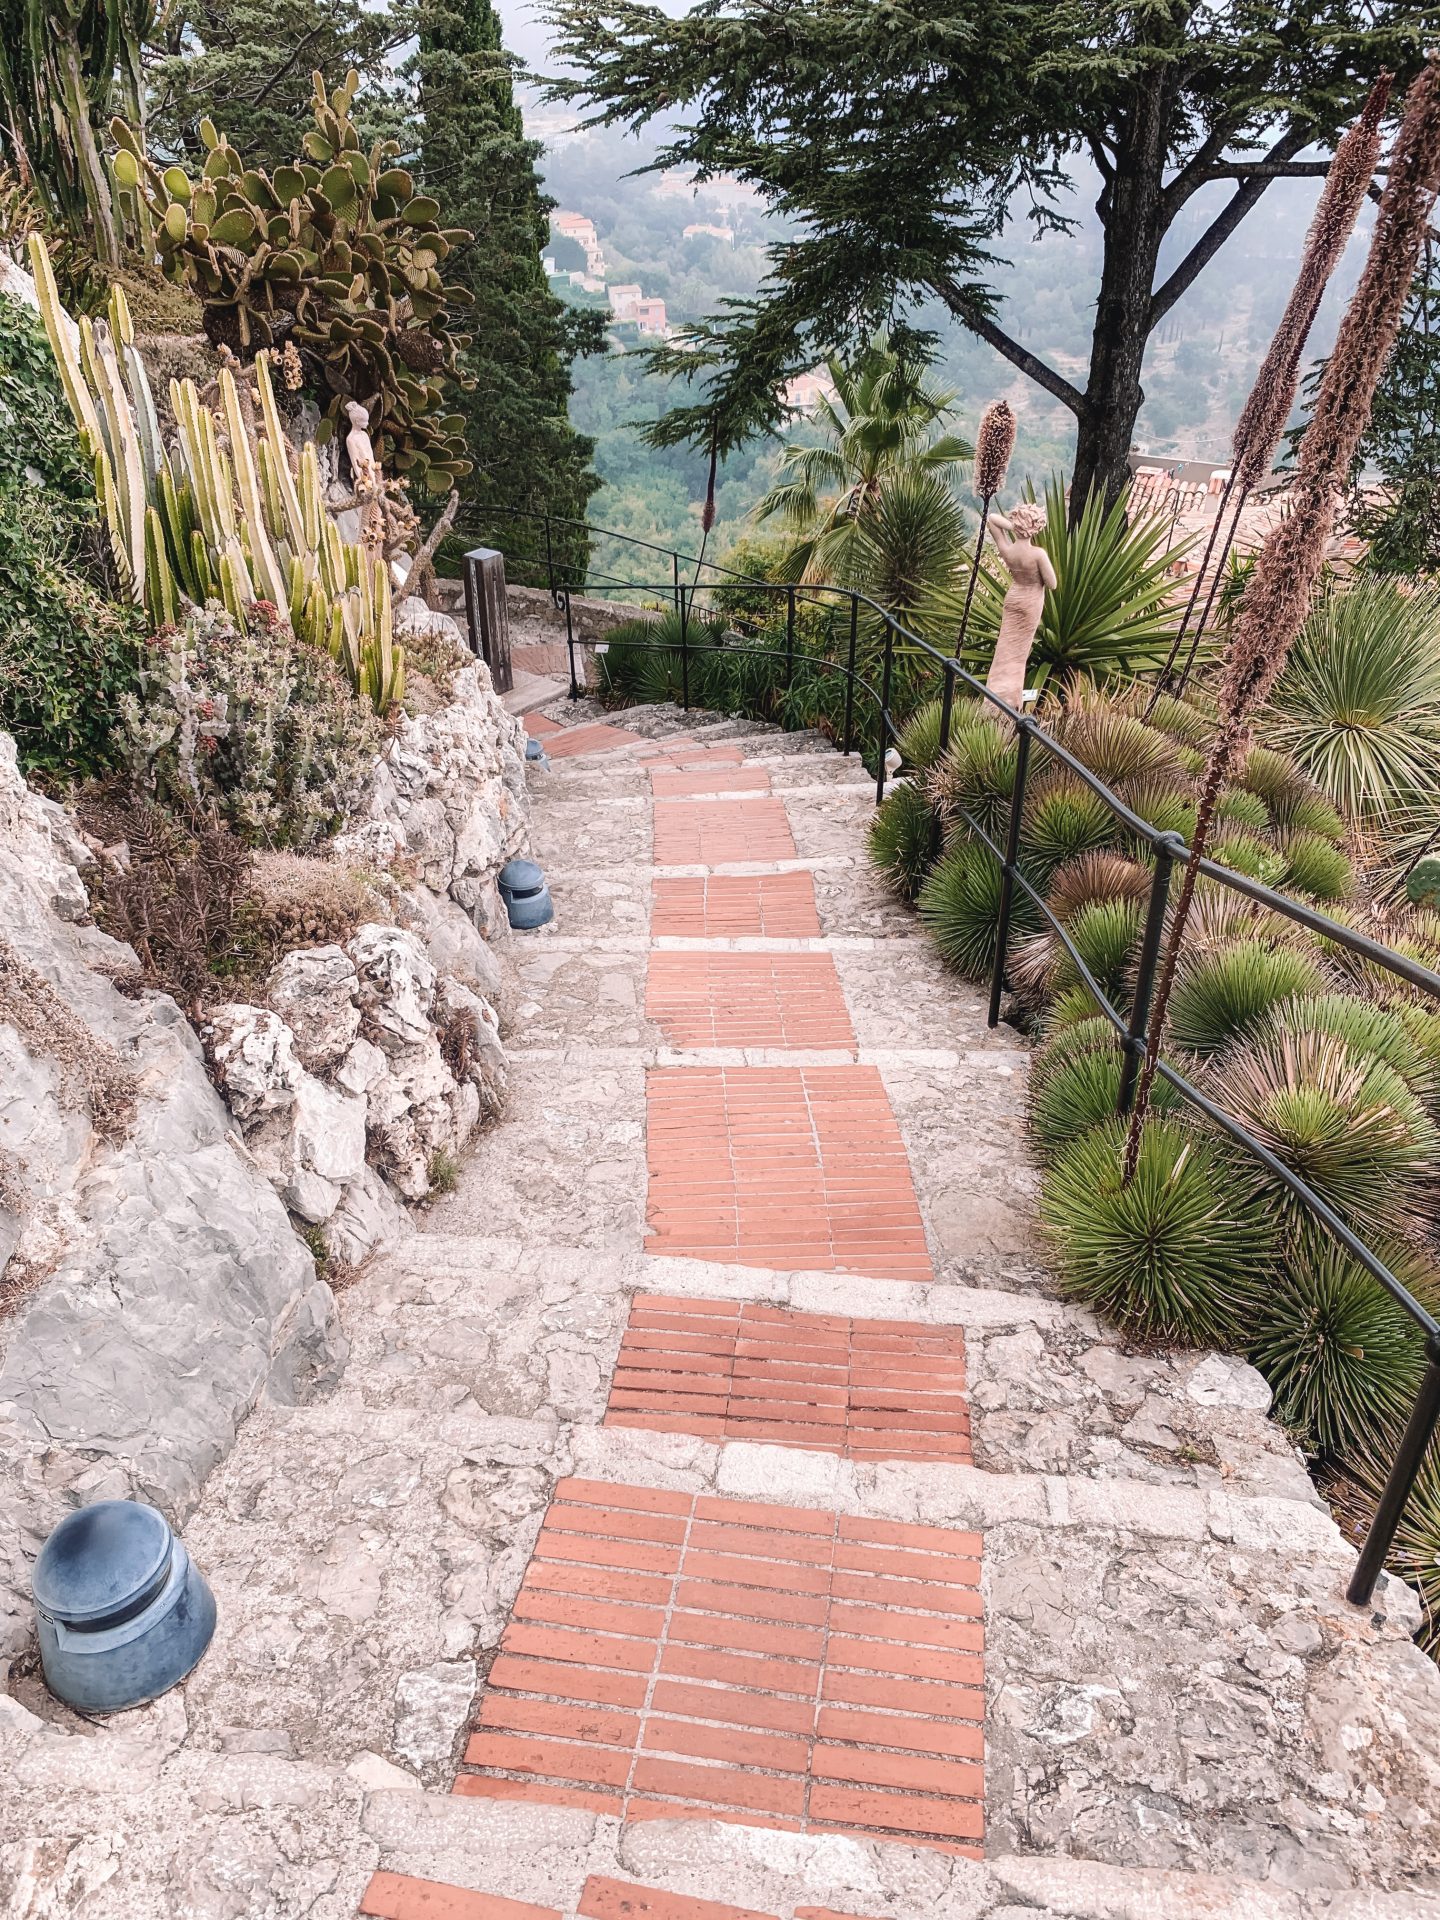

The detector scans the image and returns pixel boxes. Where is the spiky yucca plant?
[1021,777,1118,871]
[1045,689,1188,789]
[868,780,935,901]
[1263,993,1440,1106]
[1029,1021,1178,1158]
[1204,1029,1440,1237]
[1013,897,1143,1007]
[1041,1117,1267,1345]
[1208,828,1288,887]
[1281,831,1354,903]
[926,715,1016,839]
[1167,941,1326,1054]
[918,836,1024,976]
[1250,1229,1437,1458]
[1214,789,1271,834]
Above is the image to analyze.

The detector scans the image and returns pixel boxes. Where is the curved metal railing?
[461,504,1440,1614]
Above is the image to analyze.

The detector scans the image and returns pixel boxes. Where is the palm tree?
[755,331,971,585]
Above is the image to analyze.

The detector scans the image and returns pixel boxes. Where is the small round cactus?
[1406,854,1440,910]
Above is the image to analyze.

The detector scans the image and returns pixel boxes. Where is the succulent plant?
[867,779,936,900]
[1406,853,1440,910]
[29,235,403,712]
[1166,939,1326,1054]
[110,71,474,493]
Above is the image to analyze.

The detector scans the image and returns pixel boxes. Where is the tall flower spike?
[1233,74,1392,491]
[974,398,1016,500]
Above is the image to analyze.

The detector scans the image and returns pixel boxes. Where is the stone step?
[359,1786,1440,1920]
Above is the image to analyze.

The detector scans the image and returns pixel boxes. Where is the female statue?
[984,502,1056,708]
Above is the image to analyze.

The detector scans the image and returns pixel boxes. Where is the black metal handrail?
[467,504,1440,1613]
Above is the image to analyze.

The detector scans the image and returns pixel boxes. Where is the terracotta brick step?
[652,799,797,865]
[651,873,822,939]
[453,1481,983,1856]
[358,1870,891,1920]
[646,953,855,1051]
[604,1296,970,1463]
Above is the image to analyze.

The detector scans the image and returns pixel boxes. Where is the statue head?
[1008,501,1046,540]
[344,400,371,430]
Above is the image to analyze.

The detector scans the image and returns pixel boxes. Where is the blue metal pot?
[32,1500,216,1714]
[499,856,554,930]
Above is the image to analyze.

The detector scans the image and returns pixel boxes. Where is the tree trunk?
[1068,81,1171,523]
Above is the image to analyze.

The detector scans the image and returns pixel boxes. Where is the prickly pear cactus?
[1406,854,1440,910]
[111,71,473,493]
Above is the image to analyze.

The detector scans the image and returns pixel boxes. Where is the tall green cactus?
[29,234,405,712]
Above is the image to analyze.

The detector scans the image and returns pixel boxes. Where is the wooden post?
[462,547,514,694]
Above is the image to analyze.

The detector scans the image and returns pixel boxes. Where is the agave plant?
[1203,1028,1440,1237]
[918,836,1030,977]
[1040,1116,1268,1345]
[1266,578,1440,830]
[1249,1228,1437,1457]
[926,713,1017,840]
[1029,1020,1179,1158]
[1166,940,1326,1054]
[1043,687,1190,790]
[1262,993,1440,1107]
[963,482,1187,688]
[1281,831,1354,902]
[1021,775,1119,871]
[868,781,935,901]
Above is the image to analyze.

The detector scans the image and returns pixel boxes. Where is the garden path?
[6,706,1440,1920]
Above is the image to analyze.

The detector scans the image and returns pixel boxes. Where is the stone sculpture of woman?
[984,501,1057,708]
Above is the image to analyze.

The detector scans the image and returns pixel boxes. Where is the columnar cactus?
[29,235,405,711]
[110,71,473,494]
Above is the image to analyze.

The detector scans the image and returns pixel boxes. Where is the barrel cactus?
[1407,854,1440,910]
[111,71,473,493]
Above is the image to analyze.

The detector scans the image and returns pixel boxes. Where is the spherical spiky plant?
[1041,1116,1269,1345]
[1013,897,1144,1007]
[918,836,1011,977]
[1332,1450,1440,1657]
[1263,993,1438,1104]
[1281,830,1354,903]
[1204,1028,1440,1237]
[1214,788,1272,834]
[1209,828,1288,887]
[1166,940,1325,1054]
[1121,774,1199,844]
[897,696,971,773]
[1050,698,1187,789]
[1021,776,1118,872]
[1045,982,1112,1030]
[926,716,1017,840]
[1284,791,1347,842]
[1396,1001,1440,1110]
[1237,744,1320,823]
[867,779,935,901]
[1029,1021,1178,1159]
[1249,1227,1437,1458]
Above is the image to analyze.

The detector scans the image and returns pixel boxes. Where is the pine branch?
[934,276,1087,416]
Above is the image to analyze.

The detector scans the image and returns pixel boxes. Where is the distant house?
[609,284,643,322]
[550,211,605,279]
[683,222,734,244]
[782,369,839,414]
[633,298,668,337]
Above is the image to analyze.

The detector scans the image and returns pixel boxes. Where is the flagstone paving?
[6,700,1440,1920]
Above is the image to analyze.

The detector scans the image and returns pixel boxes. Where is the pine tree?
[417,0,602,583]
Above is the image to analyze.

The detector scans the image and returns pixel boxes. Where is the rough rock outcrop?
[0,733,341,1659]
[336,658,528,939]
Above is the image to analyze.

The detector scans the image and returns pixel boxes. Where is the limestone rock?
[394,596,465,650]
[325,1162,412,1268]
[266,946,361,1075]
[349,925,436,1056]
[398,883,505,1003]
[434,976,507,1121]
[208,1005,367,1223]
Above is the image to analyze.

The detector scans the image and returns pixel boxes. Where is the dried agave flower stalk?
[974,398,1016,500]
[1125,55,1440,1182]
[1152,75,1392,703]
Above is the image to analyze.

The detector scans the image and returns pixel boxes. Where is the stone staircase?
[6,703,1438,1920]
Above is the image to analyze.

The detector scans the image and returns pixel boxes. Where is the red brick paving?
[524,713,562,737]
[645,954,855,1051]
[604,1296,971,1462]
[455,1480,983,1854]
[358,1876,894,1920]
[653,799,796,866]
[359,1873,558,1919]
[645,1068,932,1279]
[650,874,822,940]
[651,766,773,799]
[542,721,647,760]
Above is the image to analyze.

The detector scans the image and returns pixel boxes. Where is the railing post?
[1347,1344,1440,1606]
[929,662,961,861]
[986,720,1031,1028]
[544,516,556,605]
[679,585,690,711]
[842,594,858,757]
[1117,831,1180,1111]
[564,587,579,701]
[672,549,680,616]
[875,618,896,804]
[785,585,796,691]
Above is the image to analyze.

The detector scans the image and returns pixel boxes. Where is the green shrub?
[867,780,934,901]
[918,837,1014,977]
[1214,788,1271,833]
[1281,831,1354,902]
[1022,777,1117,870]
[1041,1116,1267,1345]
[1167,941,1325,1054]
[927,716,1017,839]
[1029,1021,1179,1158]
[121,603,381,849]
[1122,774,1197,843]
[1204,1029,1440,1237]
[1249,1230,1437,1457]
[0,293,141,776]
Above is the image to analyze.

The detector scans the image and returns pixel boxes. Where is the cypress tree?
[417,0,603,582]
